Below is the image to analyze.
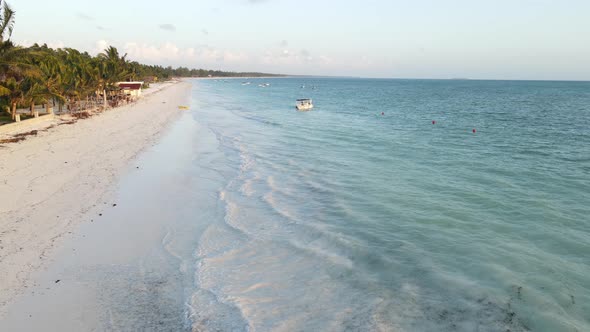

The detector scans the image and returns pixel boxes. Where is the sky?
[9,0,590,80]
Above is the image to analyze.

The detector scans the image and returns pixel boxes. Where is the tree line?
[0,1,281,122]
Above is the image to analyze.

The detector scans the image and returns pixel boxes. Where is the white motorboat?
[296,99,313,111]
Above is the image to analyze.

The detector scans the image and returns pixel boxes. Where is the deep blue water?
[186,78,589,331]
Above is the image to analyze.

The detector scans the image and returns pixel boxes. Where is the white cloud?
[118,41,248,66]
[17,37,336,75]
[17,39,66,49]
[77,13,94,21]
[360,55,372,65]
[159,24,176,32]
[94,39,110,54]
[261,47,332,66]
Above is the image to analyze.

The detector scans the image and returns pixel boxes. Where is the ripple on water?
[187,78,590,331]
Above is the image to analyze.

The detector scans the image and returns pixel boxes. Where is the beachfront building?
[116,82,144,99]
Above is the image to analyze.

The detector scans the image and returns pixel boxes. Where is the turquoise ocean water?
[185,78,589,331]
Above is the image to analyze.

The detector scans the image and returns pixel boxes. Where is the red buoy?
[381,112,384,116]
[432,120,436,125]
[472,129,476,133]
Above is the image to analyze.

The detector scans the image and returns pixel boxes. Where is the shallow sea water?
[183,78,589,331]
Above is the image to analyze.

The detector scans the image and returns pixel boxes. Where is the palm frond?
[0,1,15,41]
[0,84,10,96]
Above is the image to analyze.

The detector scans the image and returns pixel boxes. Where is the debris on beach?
[0,124,59,145]
[14,130,39,138]
[72,111,92,119]
[0,130,39,144]
[58,119,77,125]
[0,137,24,144]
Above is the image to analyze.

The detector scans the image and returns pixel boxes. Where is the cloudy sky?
[10,0,590,80]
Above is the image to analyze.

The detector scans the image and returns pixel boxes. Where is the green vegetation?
[0,0,281,123]
[162,67,283,78]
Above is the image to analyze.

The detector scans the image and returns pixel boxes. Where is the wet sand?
[0,110,214,331]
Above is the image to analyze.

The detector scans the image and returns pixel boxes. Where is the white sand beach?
[0,81,191,315]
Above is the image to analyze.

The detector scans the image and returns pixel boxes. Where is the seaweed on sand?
[0,130,39,144]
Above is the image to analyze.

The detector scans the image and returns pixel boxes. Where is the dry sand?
[0,80,191,315]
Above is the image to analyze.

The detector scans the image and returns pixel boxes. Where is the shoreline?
[0,80,192,315]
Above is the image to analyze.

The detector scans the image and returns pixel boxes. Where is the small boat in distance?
[241,81,251,85]
[296,99,313,111]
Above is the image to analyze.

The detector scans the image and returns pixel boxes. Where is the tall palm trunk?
[10,102,16,120]
[103,89,107,108]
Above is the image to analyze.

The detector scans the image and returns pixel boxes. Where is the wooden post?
[11,103,17,120]
[15,114,21,122]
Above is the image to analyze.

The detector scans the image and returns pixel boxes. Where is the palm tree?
[54,48,91,112]
[128,61,144,81]
[0,0,17,79]
[97,46,131,108]
[0,43,48,119]
[21,45,65,115]
[0,0,15,43]
[0,0,22,119]
[3,76,22,119]
[38,48,65,113]
[0,61,40,120]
